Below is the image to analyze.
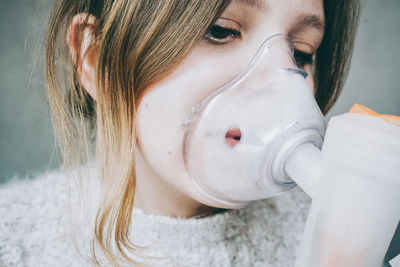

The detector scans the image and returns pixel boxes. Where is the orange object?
[349,103,400,126]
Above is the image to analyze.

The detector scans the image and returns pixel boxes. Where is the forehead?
[231,0,325,32]
[233,0,324,14]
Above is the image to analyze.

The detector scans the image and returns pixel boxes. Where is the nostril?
[225,127,242,147]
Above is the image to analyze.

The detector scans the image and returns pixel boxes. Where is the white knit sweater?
[0,167,311,267]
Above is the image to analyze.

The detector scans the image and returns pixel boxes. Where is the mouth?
[225,127,242,147]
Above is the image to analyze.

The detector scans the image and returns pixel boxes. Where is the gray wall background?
[0,0,399,263]
[0,0,59,182]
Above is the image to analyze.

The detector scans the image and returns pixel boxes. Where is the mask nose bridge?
[286,68,308,79]
[249,34,307,79]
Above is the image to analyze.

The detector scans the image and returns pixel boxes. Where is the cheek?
[135,46,249,187]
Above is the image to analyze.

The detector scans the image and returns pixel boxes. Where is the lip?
[225,127,241,147]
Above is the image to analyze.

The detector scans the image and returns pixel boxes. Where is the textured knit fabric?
[0,167,311,267]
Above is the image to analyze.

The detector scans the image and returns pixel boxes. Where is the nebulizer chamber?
[291,114,400,267]
[183,34,400,266]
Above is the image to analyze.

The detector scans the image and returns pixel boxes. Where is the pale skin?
[67,0,325,218]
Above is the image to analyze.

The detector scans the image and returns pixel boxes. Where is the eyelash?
[203,25,241,45]
[294,50,315,68]
[203,25,315,67]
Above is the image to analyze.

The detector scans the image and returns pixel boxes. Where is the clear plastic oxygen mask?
[182,34,326,207]
[180,34,400,266]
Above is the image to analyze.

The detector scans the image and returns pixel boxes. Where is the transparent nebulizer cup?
[293,113,400,267]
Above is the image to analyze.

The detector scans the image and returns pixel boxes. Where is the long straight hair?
[45,0,360,266]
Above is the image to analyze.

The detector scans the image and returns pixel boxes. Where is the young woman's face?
[135,0,325,209]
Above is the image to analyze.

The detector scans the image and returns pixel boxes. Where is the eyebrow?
[293,14,325,33]
[233,0,325,33]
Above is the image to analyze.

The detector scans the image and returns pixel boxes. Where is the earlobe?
[66,13,99,100]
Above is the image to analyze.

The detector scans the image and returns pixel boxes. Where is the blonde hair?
[45,0,360,266]
[46,0,231,265]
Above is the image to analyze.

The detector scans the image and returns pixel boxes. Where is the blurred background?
[0,0,399,264]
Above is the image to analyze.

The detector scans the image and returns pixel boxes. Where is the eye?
[294,50,315,68]
[203,25,241,45]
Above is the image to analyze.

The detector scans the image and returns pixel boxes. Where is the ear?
[66,13,99,100]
